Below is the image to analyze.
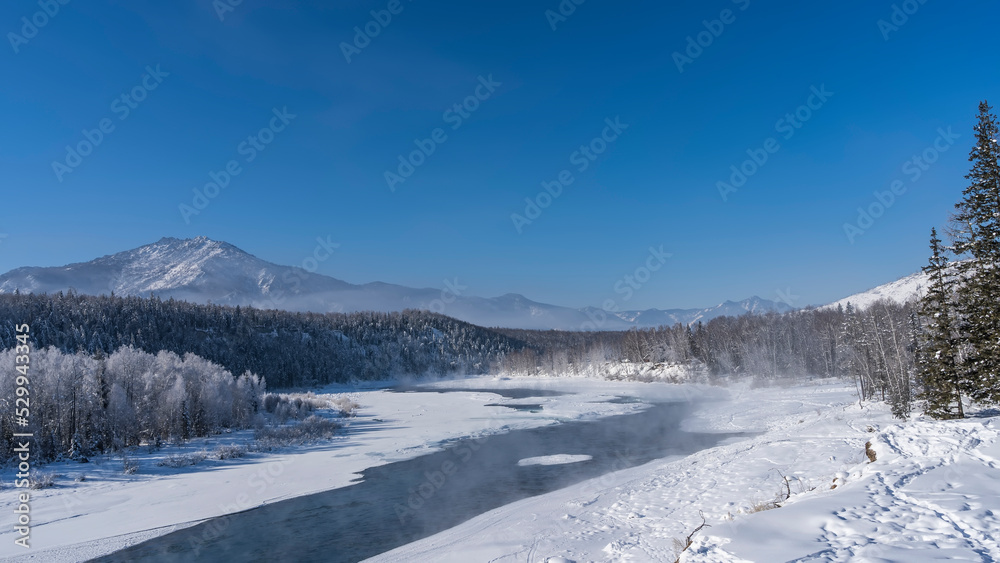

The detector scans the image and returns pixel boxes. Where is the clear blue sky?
[1,0,997,310]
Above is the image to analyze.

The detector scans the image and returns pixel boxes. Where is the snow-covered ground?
[4,376,997,562]
[0,377,709,562]
[369,380,1000,563]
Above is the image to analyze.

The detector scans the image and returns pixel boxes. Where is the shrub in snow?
[747,496,781,513]
[157,451,209,468]
[214,444,247,460]
[30,472,56,490]
[330,396,360,417]
[252,415,341,451]
[263,393,281,413]
[122,455,138,475]
[262,392,329,422]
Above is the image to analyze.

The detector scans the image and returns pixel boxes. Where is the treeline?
[0,292,524,388]
[0,346,263,463]
[499,301,917,416]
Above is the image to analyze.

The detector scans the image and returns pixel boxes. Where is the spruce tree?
[918,228,964,418]
[952,101,1000,404]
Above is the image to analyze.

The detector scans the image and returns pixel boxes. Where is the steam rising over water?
[99,388,747,563]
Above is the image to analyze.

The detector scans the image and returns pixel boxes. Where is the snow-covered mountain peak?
[93,237,263,295]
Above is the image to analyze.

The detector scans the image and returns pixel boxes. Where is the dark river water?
[95,388,744,563]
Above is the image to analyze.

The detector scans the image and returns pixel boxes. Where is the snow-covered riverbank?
[0,377,714,561]
[369,381,1000,562]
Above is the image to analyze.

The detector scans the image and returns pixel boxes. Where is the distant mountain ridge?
[0,237,793,330]
[582,295,794,329]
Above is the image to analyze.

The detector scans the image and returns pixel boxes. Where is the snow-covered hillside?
[0,237,791,330]
[822,269,929,311]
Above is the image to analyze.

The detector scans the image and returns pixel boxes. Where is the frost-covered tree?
[0,346,265,463]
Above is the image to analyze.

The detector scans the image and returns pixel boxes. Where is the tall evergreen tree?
[952,101,1000,404]
[918,228,964,418]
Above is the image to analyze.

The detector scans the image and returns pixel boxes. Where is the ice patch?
[518,454,593,467]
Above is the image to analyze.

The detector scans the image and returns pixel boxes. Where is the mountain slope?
[822,270,930,311]
[0,237,351,307]
[0,237,790,330]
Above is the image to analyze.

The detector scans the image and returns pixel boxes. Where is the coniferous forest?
[0,296,524,462]
[0,293,522,388]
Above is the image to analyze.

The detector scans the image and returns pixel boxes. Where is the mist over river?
[97,387,746,563]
